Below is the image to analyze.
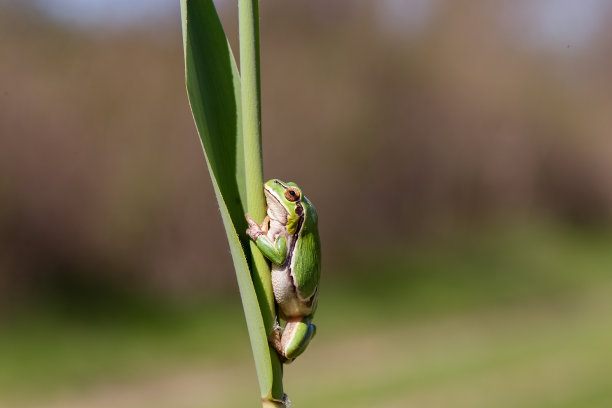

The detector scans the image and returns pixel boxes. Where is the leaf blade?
[180,0,272,397]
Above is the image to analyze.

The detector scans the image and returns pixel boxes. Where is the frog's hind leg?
[279,316,316,363]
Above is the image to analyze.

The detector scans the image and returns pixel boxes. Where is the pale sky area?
[33,0,177,25]
[26,0,610,49]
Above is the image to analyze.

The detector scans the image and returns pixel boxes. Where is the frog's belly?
[271,264,312,319]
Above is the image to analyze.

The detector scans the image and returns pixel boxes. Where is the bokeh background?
[2,0,612,407]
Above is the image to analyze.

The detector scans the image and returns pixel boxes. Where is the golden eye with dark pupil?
[285,188,300,202]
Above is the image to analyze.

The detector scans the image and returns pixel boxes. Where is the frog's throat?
[264,187,289,225]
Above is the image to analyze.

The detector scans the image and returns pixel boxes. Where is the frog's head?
[264,179,304,232]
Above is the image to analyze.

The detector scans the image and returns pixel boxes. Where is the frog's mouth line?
[264,187,289,224]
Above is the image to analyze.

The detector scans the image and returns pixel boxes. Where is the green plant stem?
[262,399,287,408]
[238,0,285,405]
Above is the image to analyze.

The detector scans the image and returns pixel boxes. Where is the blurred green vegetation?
[2,224,612,407]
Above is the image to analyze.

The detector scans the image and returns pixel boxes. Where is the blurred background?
[1,0,612,407]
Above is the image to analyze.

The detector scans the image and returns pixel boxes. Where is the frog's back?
[291,196,321,301]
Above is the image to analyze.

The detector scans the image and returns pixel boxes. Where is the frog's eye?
[285,188,300,202]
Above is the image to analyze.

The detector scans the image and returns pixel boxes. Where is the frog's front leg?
[245,214,287,265]
[271,316,317,363]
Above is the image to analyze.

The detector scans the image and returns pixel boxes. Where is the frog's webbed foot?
[245,214,271,241]
[245,214,264,241]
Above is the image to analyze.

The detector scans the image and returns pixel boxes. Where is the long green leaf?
[180,0,273,397]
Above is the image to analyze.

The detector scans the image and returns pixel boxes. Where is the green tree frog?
[245,179,321,362]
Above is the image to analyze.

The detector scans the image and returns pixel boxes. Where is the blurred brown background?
[1,1,612,407]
